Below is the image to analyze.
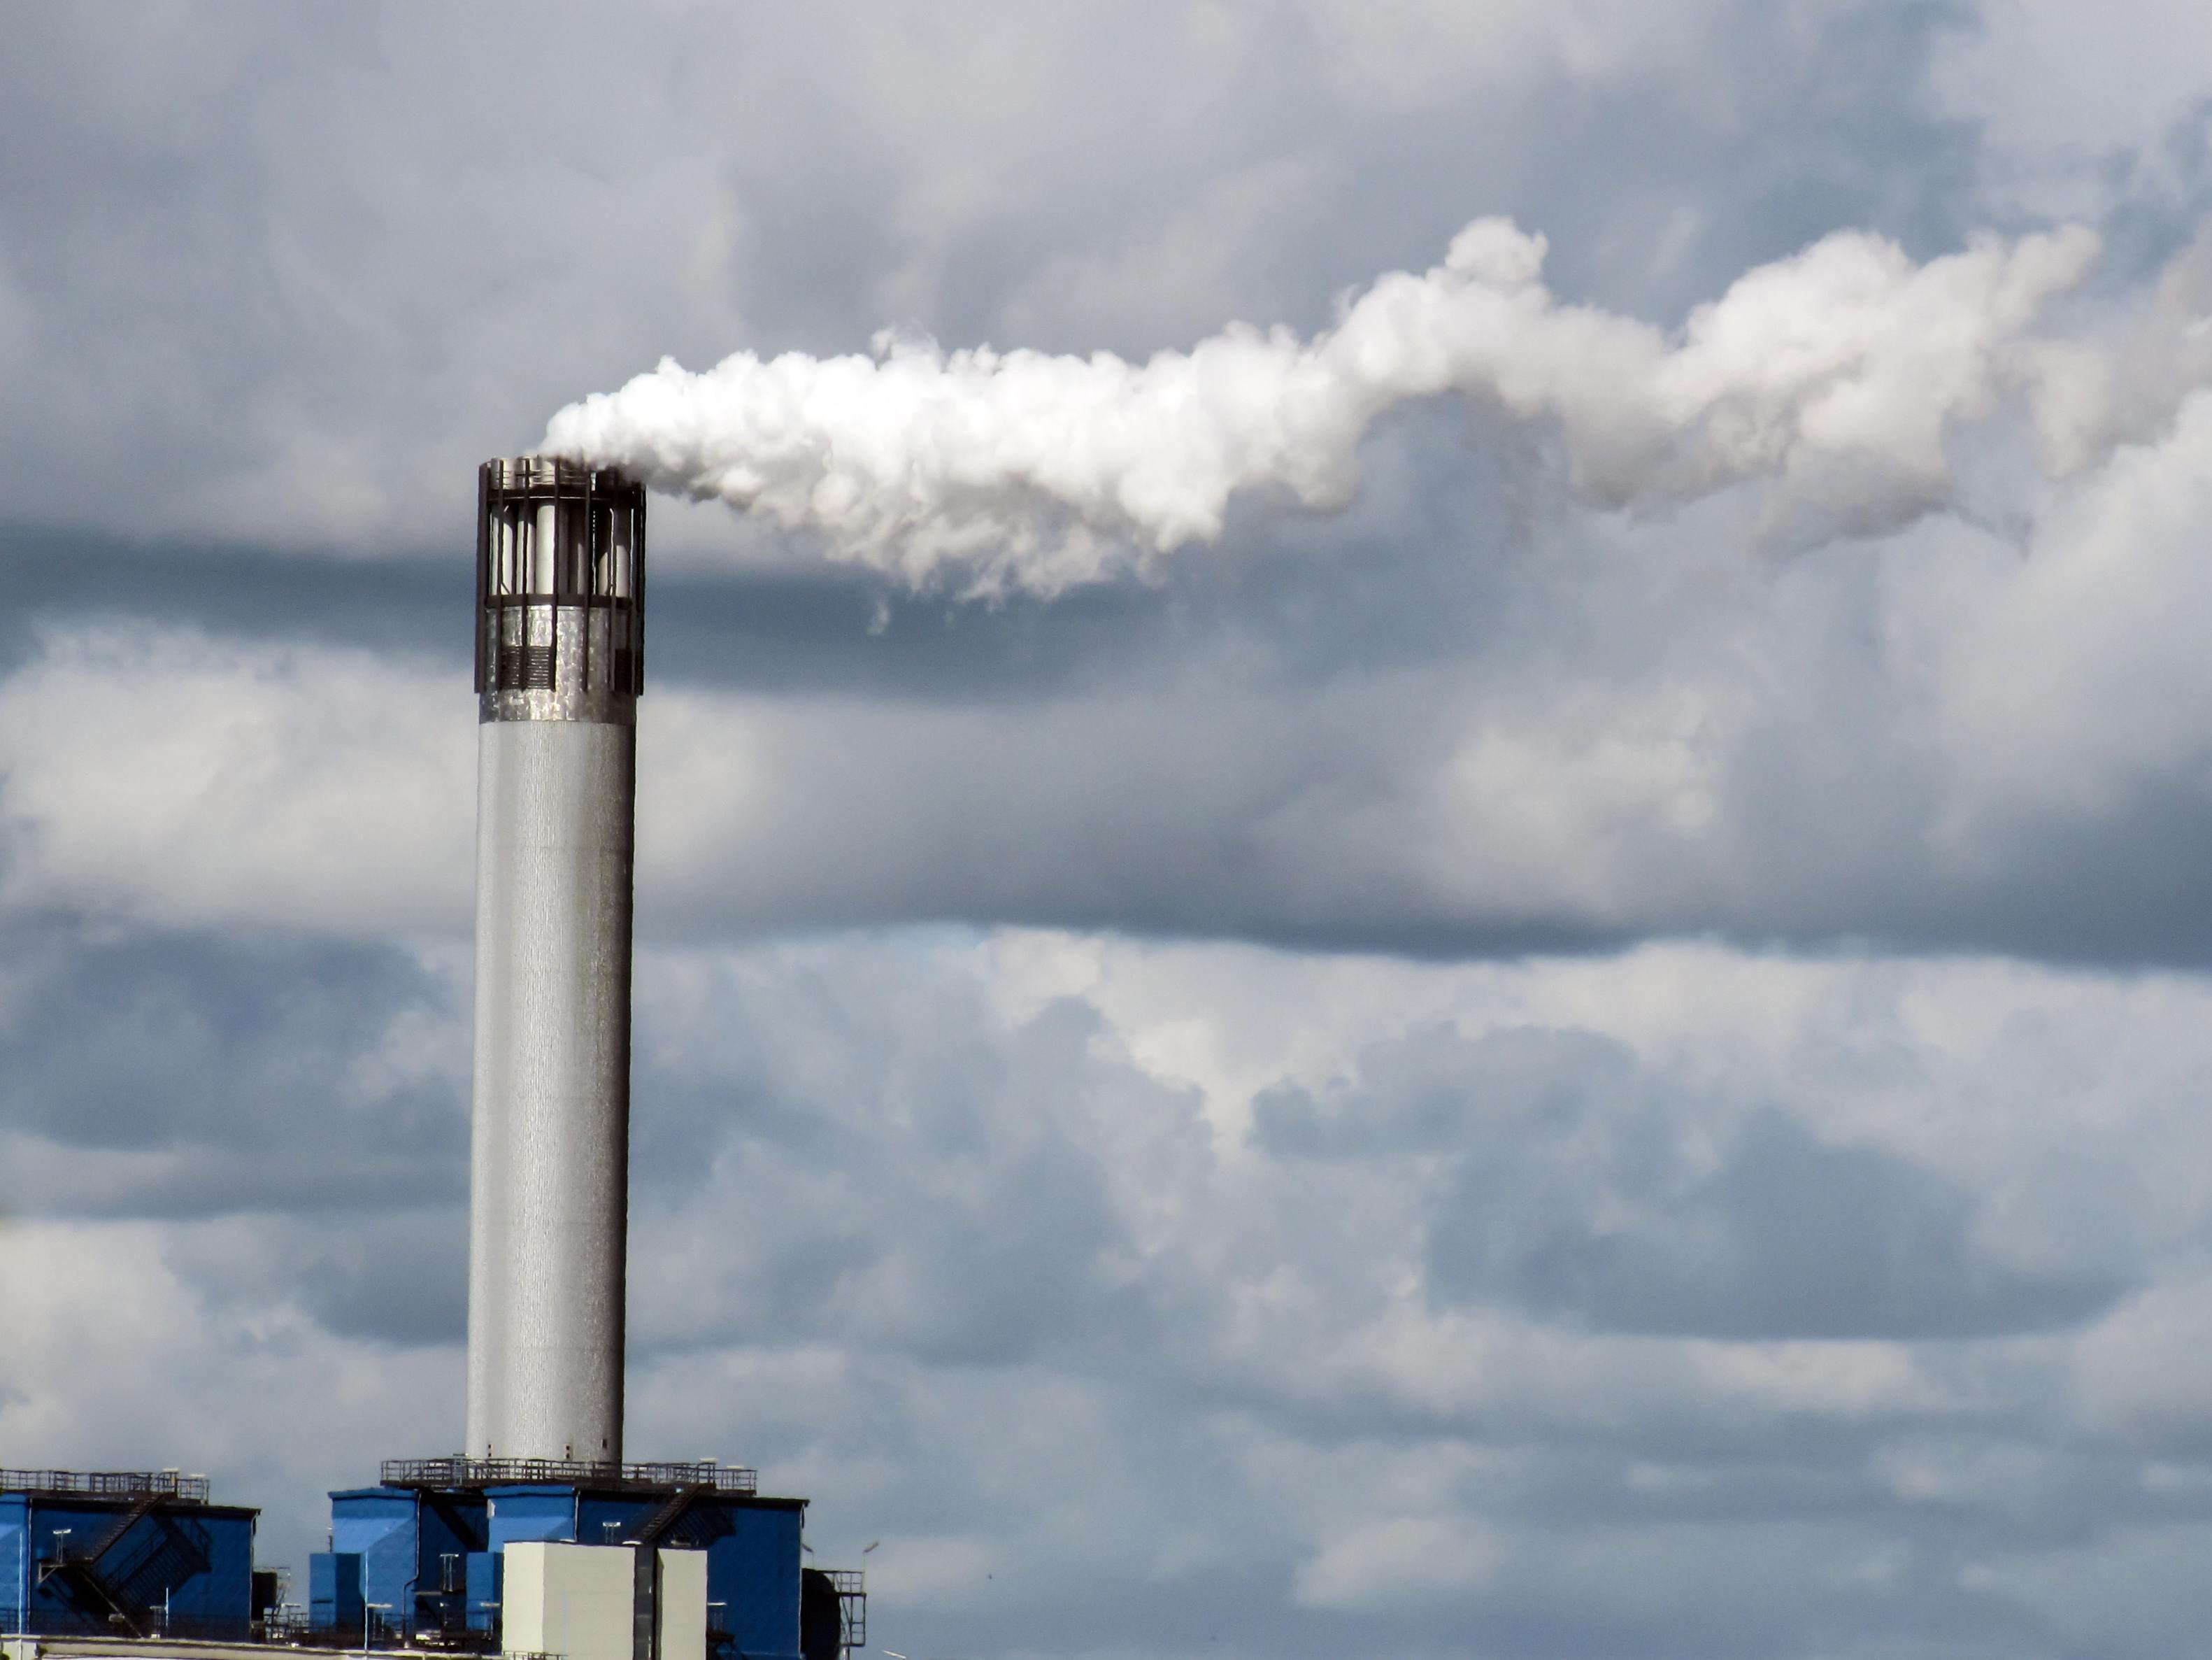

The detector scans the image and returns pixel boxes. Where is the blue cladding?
[484,1485,578,1550]
[0,1490,257,1640]
[464,1549,502,1633]
[308,1552,364,1634]
[333,1489,417,1628]
[713,1505,803,1660]
[417,1491,488,1594]
[497,1487,802,1658]
[324,1487,490,1640]
[1,1501,24,1631]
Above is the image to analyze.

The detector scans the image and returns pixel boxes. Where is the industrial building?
[5,461,866,1660]
[0,1470,262,1643]
[304,1456,857,1659]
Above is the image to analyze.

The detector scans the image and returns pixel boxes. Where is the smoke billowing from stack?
[535,215,2197,597]
[466,457,645,1464]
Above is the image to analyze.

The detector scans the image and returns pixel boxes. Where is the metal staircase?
[36,1496,161,1636]
[627,1485,703,1547]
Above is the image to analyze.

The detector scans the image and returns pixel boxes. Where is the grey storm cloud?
[0,0,2006,552]
[625,965,1196,1371]
[13,418,2212,967]
[7,3,2212,1660]
[7,926,2212,1657]
[0,921,466,1209]
[1256,1023,2122,1340]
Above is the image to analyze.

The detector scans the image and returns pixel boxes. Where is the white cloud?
[1936,0,2212,163]
[1297,0,1734,106]
[17,406,2212,963]
[6,4,2212,1656]
[0,1214,458,1568]
[1933,390,2212,836]
[1294,1514,1505,1609]
[4,925,2212,1654]
[0,624,470,934]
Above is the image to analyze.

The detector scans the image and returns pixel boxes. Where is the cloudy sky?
[6,3,2212,1656]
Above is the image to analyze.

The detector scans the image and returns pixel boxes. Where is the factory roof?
[0,1470,248,1511]
[375,1456,764,1497]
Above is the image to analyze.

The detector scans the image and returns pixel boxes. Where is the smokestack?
[465,456,645,1464]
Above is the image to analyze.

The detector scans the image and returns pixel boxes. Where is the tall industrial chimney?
[465,457,645,1465]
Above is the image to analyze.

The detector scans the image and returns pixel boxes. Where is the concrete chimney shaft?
[465,457,645,1463]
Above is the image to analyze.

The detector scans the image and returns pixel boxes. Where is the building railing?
[0,1468,209,1503]
[260,1603,313,1643]
[378,1457,757,1496]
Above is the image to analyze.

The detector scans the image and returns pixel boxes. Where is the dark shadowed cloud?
[1257,1023,2122,1338]
[3,3,2212,1658]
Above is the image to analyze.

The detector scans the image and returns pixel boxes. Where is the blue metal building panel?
[576,1492,653,1549]
[416,1489,489,1575]
[308,1552,363,1633]
[331,1488,418,1634]
[166,1503,255,1632]
[711,1505,803,1660]
[0,1494,255,1640]
[484,1484,580,1549]
[464,1549,502,1633]
[1,1505,25,1629]
[327,1486,491,1638]
[414,1489,488,1636]
[1,1496,27,1631]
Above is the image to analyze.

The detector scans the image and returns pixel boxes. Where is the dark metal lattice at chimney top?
[476,457,647,723]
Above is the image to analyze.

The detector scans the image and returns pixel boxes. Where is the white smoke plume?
[544,217,2150,594]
